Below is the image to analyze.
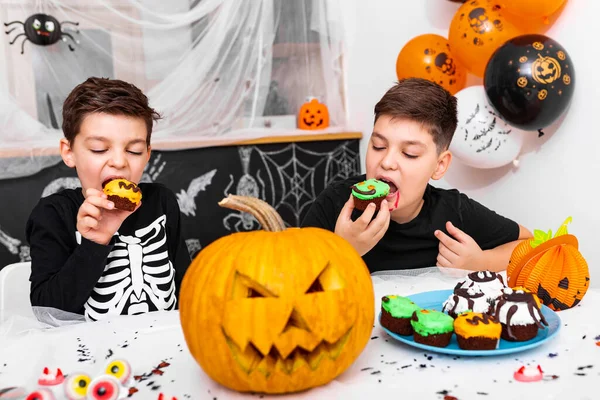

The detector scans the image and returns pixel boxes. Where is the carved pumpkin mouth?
[302,118,323,127]
[223,327,352,376]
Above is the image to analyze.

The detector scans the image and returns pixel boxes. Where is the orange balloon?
[500,0,565,19]
[395,33,467,95]
[448,0,521,77]
[501,1,567,34]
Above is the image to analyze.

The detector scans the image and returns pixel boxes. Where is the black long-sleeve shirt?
[25,183,190,321]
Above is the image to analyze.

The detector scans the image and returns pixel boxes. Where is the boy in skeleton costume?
[26,78,190,322]
[302,78,532,274]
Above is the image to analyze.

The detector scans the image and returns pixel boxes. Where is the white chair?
[0,261,35,323]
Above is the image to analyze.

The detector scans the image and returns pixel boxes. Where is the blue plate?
[380,289,561,356]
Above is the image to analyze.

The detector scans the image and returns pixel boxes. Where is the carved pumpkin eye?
[64,373,92,399]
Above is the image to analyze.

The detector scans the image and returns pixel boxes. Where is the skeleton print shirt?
[26,183,190,321]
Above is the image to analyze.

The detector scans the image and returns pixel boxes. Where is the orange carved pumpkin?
[179,195,374,394]
[508,217,590,311]
[297,98,330,130]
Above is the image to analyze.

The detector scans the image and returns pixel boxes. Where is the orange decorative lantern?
[508,217,590,311]
[298,98,330,130]
[179,195,374,394]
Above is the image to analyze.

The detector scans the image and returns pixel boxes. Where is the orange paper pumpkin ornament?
[508,217,590,311]
[298,98,330,130]
[179,195,374,394]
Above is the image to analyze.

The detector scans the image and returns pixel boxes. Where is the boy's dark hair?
[62,77,161,145]
[374,78,458,153]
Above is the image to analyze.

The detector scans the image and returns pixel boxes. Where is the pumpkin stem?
[554,216,572,238]
[218,195,286,232]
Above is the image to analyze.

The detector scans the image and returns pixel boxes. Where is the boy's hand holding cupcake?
[77,178,142,246]
[334,179,392,256]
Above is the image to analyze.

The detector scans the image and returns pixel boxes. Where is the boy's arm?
[164,189,190,306]
[480,224,533,272]
[26,201,113,313]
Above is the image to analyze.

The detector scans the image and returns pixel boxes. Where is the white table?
[1,269,599,400]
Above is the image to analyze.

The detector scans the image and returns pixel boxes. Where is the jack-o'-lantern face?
[508,217,590,311]
[179,198,375,394]
[532,55,562,84]
[469,7,488,34]
[298,99,330,130]
[435,53,456,76]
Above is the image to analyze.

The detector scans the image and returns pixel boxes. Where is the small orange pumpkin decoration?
[508,217,590,311]
[179,195,374,394]
[297,98,330,130]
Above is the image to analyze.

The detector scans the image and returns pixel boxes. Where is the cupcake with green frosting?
[380,295,422,336]
[411,309,455,347]
[351,178,390,211]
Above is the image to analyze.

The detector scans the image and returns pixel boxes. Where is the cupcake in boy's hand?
[454,311,501,350]
[102,178,142,211]
[495,287,548,342]
[410,309,454,348]
[351,179,389,211]
[380,295,422,336]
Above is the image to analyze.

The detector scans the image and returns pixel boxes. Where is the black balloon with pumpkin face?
[4,13,79,54]
[484,34,575,132]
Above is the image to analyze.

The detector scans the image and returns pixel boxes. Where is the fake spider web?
[252,141,359,226]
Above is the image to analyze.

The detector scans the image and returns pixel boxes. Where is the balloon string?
[537,129,545,137]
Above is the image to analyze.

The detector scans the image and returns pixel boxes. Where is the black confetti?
[401,364,412,369]
[427,356,433,361]
[437,390,450,395]
[378,379,382,383]
[361,367,373,371]
[594,335,600,341]
[150,385,160,390]
[419,364,427,368]
[105,349,114,360]
[477,393,488,396]
[577,365,594,370]
[548,353,558,358]
[370,370,381,375]
[371,336,378,340]
[583,335,587,340]
[575,373,586,376]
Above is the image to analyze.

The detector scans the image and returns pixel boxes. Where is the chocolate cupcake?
[380,295,422,336]
[351,179,389,211]
[410,309,454,348]
[442,284,492,318]
[494,287,548,342]
[453,312,501,350]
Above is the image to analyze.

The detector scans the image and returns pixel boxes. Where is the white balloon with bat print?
[450,85,526,169]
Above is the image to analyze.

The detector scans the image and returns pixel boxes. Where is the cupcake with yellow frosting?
[102,178,142,211]
[454,311,501,350]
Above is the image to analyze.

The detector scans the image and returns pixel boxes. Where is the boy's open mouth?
[377,177,398,194]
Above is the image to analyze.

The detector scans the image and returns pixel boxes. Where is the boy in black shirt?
[302,78,532,273]
[26,77,190,321]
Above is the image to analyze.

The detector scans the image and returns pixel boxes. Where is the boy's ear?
[146,145,152,163]
[59,138,76,168]
[431,150,452,180]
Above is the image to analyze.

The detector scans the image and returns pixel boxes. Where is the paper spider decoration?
[4,13,79,54]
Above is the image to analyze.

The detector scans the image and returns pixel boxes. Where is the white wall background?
[342,0,600,286]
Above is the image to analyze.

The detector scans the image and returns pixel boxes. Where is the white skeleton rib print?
[82,215,176,321]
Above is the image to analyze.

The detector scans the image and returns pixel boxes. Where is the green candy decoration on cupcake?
[380,295,421,336]
[351,178,390,211]
[381,295,421,318]
[411,309,455,348]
